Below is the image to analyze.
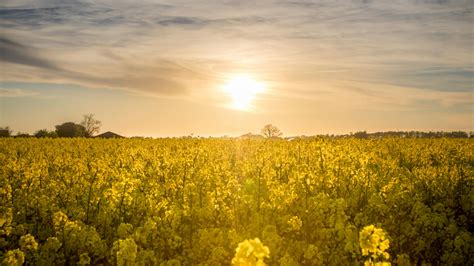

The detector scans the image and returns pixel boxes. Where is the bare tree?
[81,114,101,137]
[261,124,283,138]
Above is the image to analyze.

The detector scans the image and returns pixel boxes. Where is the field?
[0,138,472,265]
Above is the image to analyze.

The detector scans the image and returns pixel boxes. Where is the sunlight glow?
[223,74,266,111]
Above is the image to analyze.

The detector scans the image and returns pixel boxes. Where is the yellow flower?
[231,238,270,266]
[359,225,391,263]
[2,249,25,266]
[19,234,38,251]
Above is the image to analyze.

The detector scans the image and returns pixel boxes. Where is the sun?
[222,74,266,110]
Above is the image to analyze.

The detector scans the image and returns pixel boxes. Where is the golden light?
[222,74,266,111]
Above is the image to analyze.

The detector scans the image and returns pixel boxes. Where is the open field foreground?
[0,138,472,265]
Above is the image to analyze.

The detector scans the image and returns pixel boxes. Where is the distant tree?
[81,114,101,137]
[261,124,283,138]
[48,131,58,138]
[15,132,31,138]
[447,131,468,138]
[0,127,12,137]
[34,129,58,138]
[55,122,86,138]
[353,131,368,139]
[34,129,49,138]
[240,132,265,140]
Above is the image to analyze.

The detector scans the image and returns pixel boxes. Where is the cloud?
[158,16,205,27]
[339,81,474,111]
[0,88,39,97]
[0,36,198,96]
[0,37,61,70]
[381,66,474,92]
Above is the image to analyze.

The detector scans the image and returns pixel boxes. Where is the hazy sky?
[1,0,473,137]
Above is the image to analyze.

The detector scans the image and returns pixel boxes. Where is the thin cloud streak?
[0,88,39,97]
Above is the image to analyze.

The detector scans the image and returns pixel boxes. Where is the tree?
[55,122,86,138]
[34,129,49,138]
[34,129,57,138]
[353,131,368,139]
[0,127,12,137]
[261,124,283,138]
[15,132,31,138]
[81,114,101,137]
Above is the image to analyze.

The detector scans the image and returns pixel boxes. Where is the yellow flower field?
[0,138,472,265]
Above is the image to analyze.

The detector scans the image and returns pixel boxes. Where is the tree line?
[0,114,101,138]
[0,120,471,139]
[347,130,472,139]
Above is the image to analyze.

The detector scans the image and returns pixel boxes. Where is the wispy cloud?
[0,88,39,97]
[0,37,61,70]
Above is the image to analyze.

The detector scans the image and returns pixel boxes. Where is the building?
[95,131,124,138]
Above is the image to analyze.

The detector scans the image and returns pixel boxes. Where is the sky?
[0,0,473,137]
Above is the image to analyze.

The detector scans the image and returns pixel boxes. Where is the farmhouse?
[95,131,124,139]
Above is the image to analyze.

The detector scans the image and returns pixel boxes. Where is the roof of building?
[95,131,124,138]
